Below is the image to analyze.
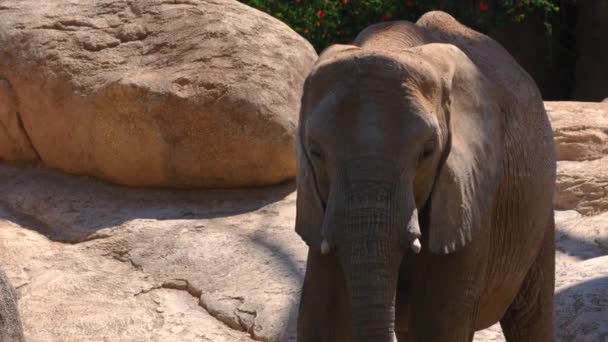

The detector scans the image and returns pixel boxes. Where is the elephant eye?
[309,146,324,160]
[419,140,436,162]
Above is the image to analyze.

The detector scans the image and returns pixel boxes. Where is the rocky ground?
[0,163,305,342]
[0,148,607,342]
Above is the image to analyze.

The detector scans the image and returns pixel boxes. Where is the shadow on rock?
[557,229,608,261]
[247,230,305,341]
[555,275,608,342]
[0,164,295,243]
[555,210,608,262]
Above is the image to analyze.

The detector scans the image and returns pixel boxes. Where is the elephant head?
[296,42,501,341]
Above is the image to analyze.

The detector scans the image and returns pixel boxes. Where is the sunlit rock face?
[0,0,317,188]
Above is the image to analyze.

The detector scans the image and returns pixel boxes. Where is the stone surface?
[554,210,608,287]
[0,0,317,188]
[0,78,38,165]
[555,157,608,215]
[547,102,608,215]
[546,102,608,162]
[0,265,24,342]
[0,164,305,342]
[0,164,606,341]
[555,256,608,342]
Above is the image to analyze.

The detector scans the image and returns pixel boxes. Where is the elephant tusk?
[321,239,331,255]
[411,238,422,254]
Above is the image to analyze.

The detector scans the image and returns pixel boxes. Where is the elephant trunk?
[340,237,401,341]
[338,178,406,342]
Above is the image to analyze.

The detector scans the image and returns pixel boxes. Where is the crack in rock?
[0,77,41,163]
[108,250,143,271]
[200,292,263,340]
[133,284,161,297]
[161,279,201,298]
[158,279,263,340]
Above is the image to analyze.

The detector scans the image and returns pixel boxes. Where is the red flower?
[316,10,326,19]
[304,28,309,34]
[342,0,348,4]
[479,1,488,11]
[406,0,414,7]
[321,33,327,39]
[295,0,301,2]
[315,21,321,28]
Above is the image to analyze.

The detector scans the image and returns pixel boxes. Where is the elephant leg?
[409,242,488,342]
[297,249,351,342]
[500,220,555,342]
[395,260,413,342]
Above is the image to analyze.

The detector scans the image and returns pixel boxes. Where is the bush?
[239,0,559,52]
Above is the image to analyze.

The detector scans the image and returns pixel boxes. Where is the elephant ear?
[295,124,325,248]
[422,44,502,254]
[294,72,326,249]
[295,44,360,250]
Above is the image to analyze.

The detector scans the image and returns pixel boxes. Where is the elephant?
[0,266,24,342]
[295,11,556,342]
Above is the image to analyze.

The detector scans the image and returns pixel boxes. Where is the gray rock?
[0,266,24,342]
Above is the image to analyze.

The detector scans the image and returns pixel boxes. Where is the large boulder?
[547,102,608,215]
[0,0,317,188]
[0,266,24,342]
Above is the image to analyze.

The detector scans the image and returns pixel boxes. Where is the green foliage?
[239,0,560,52]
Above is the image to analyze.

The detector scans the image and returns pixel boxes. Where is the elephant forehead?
[310,49,441,96]
[351,103,388,147]
[305,91,436,161]
[348,99,436,148]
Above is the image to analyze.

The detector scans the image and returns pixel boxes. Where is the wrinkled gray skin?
[0,266,25,342]
[295,11,556,342]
